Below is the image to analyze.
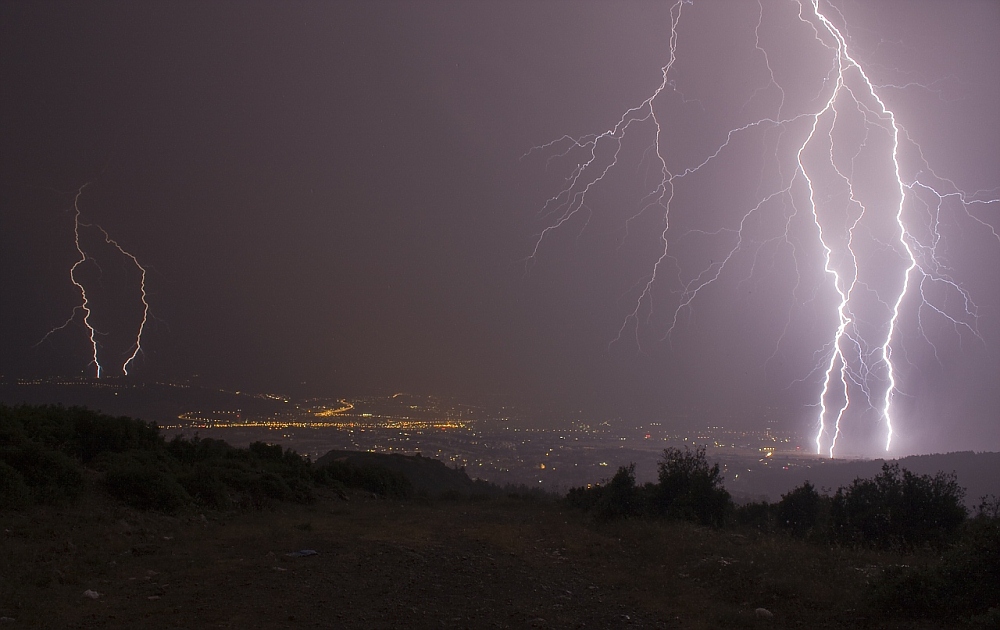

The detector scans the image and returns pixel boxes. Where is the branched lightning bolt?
[529,0,999,457]
[37,184,151,377]
[93,223,149,376]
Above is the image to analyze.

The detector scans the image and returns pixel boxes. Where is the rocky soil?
[1,490,941,629]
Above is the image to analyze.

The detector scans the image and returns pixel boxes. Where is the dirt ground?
[2,491,676,629]
[1,490,942,629]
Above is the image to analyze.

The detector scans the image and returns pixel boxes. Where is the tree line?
[0,404,414,512]
[566,446,1000,625]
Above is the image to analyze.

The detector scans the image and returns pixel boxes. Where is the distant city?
[164,393,819,497]
[2,376,841,500]
[7,376,999,505]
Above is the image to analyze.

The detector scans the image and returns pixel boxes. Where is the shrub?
[249,441,285,463]
[777,481,823,538]
[73,411,162,463]
[975,495,1000,520]
[0,409,28,448]
[281,476,317,504]
[178,464,232,509]
[596,464,638,521]
[0,405,76,452]
[103,451,190,512]
[653,447,731,527]
[566,483,603,513]
[257,471,293,501]
[314,460,412,498]
[870,515,1000,623]
[1,406,327,511]
[0,459,31,510]
[830,463,967,549]
[733,500,776,533]
[0,442,83,504]
[167,435,234,464]
[2,404,162,464]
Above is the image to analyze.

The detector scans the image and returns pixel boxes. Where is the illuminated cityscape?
[3,375,816,497]
[8,372,1000,508]
[27,380,809,497]
[175,399,832,501]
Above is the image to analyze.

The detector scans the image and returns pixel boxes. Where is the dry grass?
[1,489,952,629]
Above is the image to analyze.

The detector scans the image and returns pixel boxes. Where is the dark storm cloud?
[1,1,997,453]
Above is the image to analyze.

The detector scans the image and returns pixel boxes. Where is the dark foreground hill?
[0,487,957,630]
[9,462,1000,630]
[3,406,997,628]
[315,449,500,497]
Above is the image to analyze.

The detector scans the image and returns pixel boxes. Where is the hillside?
[0,487,954,630]
[0,379,289,425]
[2,406,997,628]
[315,449,497,496]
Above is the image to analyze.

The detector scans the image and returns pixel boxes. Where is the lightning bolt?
[36,184,151,378]
[528,0,999,457]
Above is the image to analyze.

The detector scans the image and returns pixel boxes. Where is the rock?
[83,590,101,599]
[754,607,774,619]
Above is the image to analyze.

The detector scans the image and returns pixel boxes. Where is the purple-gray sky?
[2,1,998,455]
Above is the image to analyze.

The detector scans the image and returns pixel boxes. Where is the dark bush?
[249,441,285,463]
[831,463,967,549]
[566,450,731,525]
[0,459,31,510]
[167,435,235,464]
[359,464,412,498]
[1,404,162,463]
[178,464,232,509]
[566,482,603,513]
[734,500,776,533]
[73,411,162,462]
[0,410,27,448]
[281,476,317,504]
[595,464,638,521]
[653,447,731,527]
[1,406,328,511]
[870,515,1000,623]
[975,495,1000,520]
[177,457,315,509]
[777,481,823,537]
[103,451,190,512]
[0,405,76,452]
[257,471,293,500]
[314,460,412,498]
[0,442,83,504]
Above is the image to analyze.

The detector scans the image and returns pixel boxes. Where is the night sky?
[2,1,998,455]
